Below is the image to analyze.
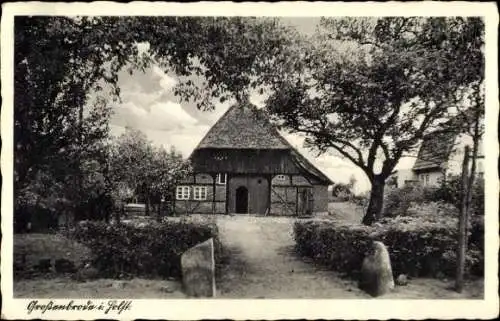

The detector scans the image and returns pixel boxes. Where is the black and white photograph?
[1,2,498,320]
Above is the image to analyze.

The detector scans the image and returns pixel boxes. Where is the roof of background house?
[412,131,458,171]
[193,101,332,184]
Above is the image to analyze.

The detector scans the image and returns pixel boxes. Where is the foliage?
[15,16,294,222]
[108,127,192,217]
[71,220,219,279]
[330,182,354,198]
[264,17,485,224]
[294,218,483,279]
[383,176,484,218]
[350,192,370,209]
[431,175,484,216]
[383,185,428,218]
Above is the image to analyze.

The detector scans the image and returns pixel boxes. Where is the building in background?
[388,131,484,189]
[175,100,332,216]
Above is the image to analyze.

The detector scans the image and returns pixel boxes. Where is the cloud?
[111,100,198,132]
[109,61,375,193]
[110,123,210,158]
[152,66,177,91]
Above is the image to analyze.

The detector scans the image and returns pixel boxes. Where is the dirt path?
[216,215,369,299]
[215,215,484,299]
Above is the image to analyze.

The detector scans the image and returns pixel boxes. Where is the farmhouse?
[175,100,332,216]
[388,131,484,188]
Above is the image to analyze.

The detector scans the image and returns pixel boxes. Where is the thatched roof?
[412,131,458,171]
[195,102,289,150]
[192,101,332,184]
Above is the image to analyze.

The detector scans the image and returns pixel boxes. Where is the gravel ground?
[216,215,370,298]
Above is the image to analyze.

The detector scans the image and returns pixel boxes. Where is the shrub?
[294,218,483,279]
[383,185,434,217]
[385,176,485,218]
[432,176,484,216]
[71,219,220,279]
[384,176,484,217]
[350,192,370,208]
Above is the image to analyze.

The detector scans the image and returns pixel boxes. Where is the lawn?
[14,232,92,279]
[13,231,185,298]
[14,277,186,298]
[327,201,366,223]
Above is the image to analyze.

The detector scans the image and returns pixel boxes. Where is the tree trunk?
[145,192,150,216]
[456,145,470,293]
[362,177,386,225]
[116,203,123,224]
[157,199,162,223]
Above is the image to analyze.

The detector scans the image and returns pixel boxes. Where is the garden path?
[214,214,483,299]
[215,215,368,298]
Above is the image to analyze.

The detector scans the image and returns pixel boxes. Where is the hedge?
[71,219,221,279]
[294,217,483,279]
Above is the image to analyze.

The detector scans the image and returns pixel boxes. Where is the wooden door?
[297,187,313,216]
[235,186,248,214]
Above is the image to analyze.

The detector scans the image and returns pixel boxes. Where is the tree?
[264,17,484,224]
[149,146,192,219]
[108,127,154,216]
[14,16,295,219]
[108,128,191,220]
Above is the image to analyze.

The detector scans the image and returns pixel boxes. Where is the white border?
[2,2,499,320]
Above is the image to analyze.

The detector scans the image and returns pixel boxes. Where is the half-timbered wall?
[175,173,226,214]
[176,173,329,215]
[313,185,329,213]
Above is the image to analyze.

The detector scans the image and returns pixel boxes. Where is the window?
[193,186,208,200]
[276,174,287,181]
[216,173,227,185]
[425,174,430,185]
[176,186,190,200]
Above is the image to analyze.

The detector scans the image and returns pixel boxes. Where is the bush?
[294,218,483,279]
[71,219,220,279]
[432,176,484,216]
[384,176,485,218]
[350,192,370,208]
[383,185,437,217]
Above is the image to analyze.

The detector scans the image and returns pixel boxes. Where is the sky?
[107,18,417,194]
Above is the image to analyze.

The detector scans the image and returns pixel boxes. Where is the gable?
[195,102,289,150]
[192,101,332,185]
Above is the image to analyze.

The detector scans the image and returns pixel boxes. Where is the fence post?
[455,145,470,293]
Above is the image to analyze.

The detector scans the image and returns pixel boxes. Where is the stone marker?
[359,241,395,297]
[396,274,408,286]
[181,238,216,297]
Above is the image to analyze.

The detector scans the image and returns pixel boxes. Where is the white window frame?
[419,174,425,185]
[216,173,227,185]
[276,174,287,181]
[176,186,190,200]
[193,186,208,200]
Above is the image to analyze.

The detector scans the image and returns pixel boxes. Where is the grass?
[14,277,186,298]
[327,201,366,224]
[14,233,92,272]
